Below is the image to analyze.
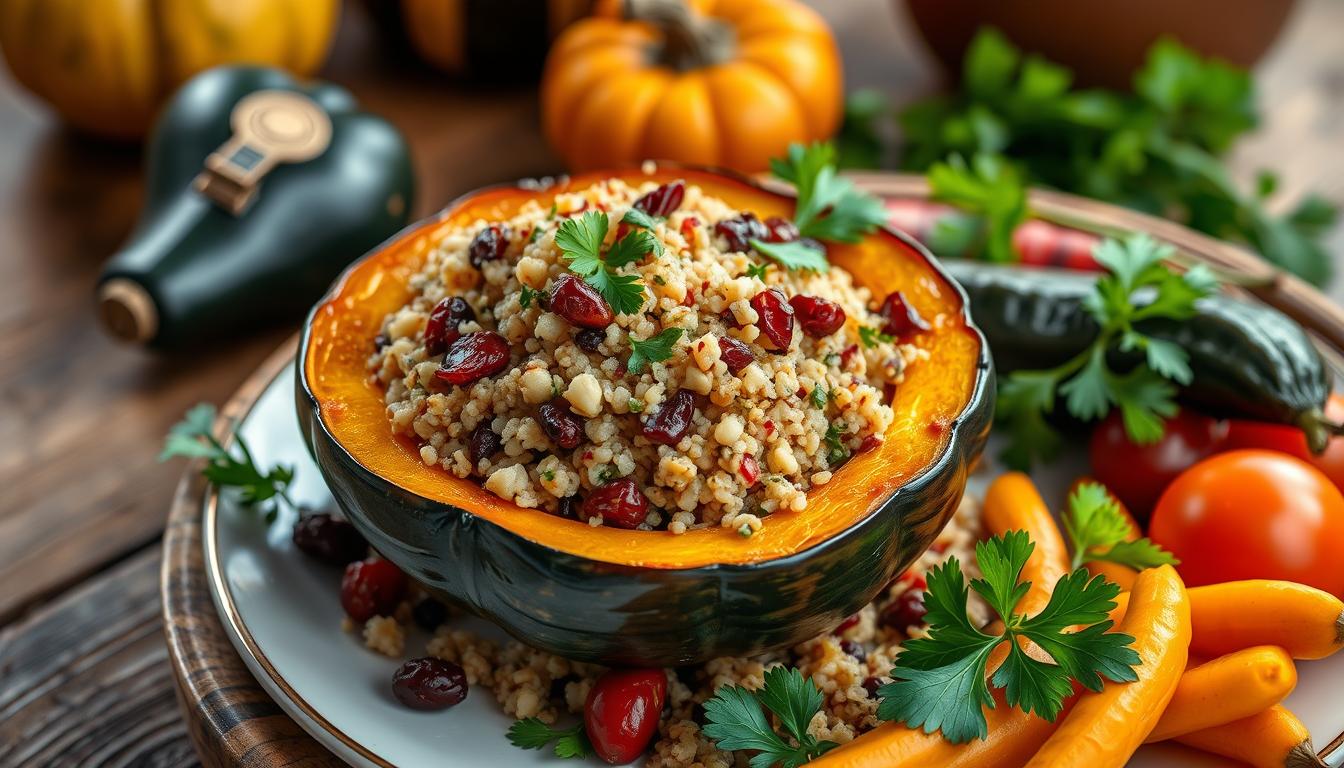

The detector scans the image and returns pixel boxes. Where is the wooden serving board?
[160,174,1344,767]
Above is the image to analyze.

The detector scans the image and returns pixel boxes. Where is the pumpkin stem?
[624,0,734,71]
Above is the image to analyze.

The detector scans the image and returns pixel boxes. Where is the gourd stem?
[624,0,734,71]
[1297,407,1343,454]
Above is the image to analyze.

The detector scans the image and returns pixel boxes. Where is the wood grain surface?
[1,1,1342,766]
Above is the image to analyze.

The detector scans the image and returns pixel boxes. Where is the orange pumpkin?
[540,0,843,173]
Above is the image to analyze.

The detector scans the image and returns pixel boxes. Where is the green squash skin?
[943,261,1332,437]
[296,198,995,666]
[99,66,415,349]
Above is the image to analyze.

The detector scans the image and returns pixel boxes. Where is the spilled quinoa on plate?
[351,494,984,767]
[368,174,932,534]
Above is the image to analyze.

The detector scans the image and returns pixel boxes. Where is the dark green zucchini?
[943,261,1338,452]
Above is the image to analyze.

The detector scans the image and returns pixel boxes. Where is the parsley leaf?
[507,718,592,760]
[809,386,828,409]
[926,153,1028,263]
[994,234,1215,468]
[702,667,838,768]
[823,422,849,465]
[772,143,887,244]
[1064,482,1179,571]
[622,208,660,230]
[877,531,1139,743]
[750,239,829,273]
[893,29,1337,283]
[519,285,538,309]
[555,211,648,316]
[745,262,770,280]
[858,326,892,348]
[160,403,296,521]
[627,328,684,374]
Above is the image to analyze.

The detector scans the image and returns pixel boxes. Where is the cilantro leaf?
[876,532,1139,744]
[703,669,836,768]
[769,142,887,259]
[627,328,684,374]
[507,718,592,760]
[161,402,296,518]
[1064,481,1179,571]
[751,239,829,273]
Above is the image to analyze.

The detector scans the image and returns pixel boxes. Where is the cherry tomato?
[1088,408,1228,521]
[584,668,667,764]
[1149,450,1344,597]
[1223,393,1344,490]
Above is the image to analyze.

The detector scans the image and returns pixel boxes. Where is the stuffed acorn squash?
[298,165,992,665]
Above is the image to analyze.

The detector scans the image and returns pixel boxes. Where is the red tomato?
[1223,393,1344,490]
[1088,408,1228,521]
[585,668,667,764]
[1149,450,1344,597]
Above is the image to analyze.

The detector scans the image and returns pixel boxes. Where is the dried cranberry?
[762,216,800,243]
[719,308,742,329]
[880,589,927,633]
[859,435,882,453]
[861,676,883,698]
[633,180,685,218]
[539,399,585,450]
[468,424,502,465]
[839,639,867,663]
[392,657,468,710]
[641,390,696,446]
[833,613,861,635]
[584,478,649,529]
[340,558,407,622]
[575,328,605,352]
[714,213,769,252]
[840,343,861,368]
[789,295,846,338]
[468,224,508,268]
[739,454,760,486]
[292,513,367,566]
[411,597,449,631]
[750,288,795,352]
[717,335,754,374]
[557,495,583,519]
[550,273,614,329]
[878,291,931,341]
[435,332,510,386]
[585,668,667,764]
[424,297,477,355]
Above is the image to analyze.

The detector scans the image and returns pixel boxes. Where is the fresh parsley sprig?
[753,142,888,273]
[996,234,1217,469]
[627,328,684,374]
[702,666,838,768]
[160,403,296,521]
[507,718,592,760]
[1065,482,1179,571]
[555,211,653,315]
[876,531,1139,743]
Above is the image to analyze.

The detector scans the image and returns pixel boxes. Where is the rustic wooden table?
[2,2,1342,766]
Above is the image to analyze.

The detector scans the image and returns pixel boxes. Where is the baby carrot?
[1187,580,1344,660]
[1175,706,1325,768]
[1146,645,1297,742]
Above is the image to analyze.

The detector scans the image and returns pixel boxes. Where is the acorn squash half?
[297,165,993,666]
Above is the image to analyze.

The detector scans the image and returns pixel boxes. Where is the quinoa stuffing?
[368,175,930,534]
[345,494,984,767]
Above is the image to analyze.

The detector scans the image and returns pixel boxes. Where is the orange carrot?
[1147,645,1297,742]
[1175,706,1325,768]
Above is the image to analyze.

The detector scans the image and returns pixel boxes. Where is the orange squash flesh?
[303,166,984,568]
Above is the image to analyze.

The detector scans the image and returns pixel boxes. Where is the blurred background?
[1,1,1342,762]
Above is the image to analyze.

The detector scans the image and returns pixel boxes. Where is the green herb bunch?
[160,403,296,520]
[846,30,1338,284]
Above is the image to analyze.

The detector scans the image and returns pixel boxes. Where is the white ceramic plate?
[206,363,1344,767]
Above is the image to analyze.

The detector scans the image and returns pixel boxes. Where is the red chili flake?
[859,435,882,454]
[796,387,807,399]
[680,216,700,242]
[764,420,775,436]
[927,419,947,436]
[582,450,594,461]
[683,287,696,307]
[898,569,927,590]
[739,454,760,485]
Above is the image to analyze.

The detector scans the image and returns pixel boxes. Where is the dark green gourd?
[943,261,1337,451]
[97,66,415,348]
